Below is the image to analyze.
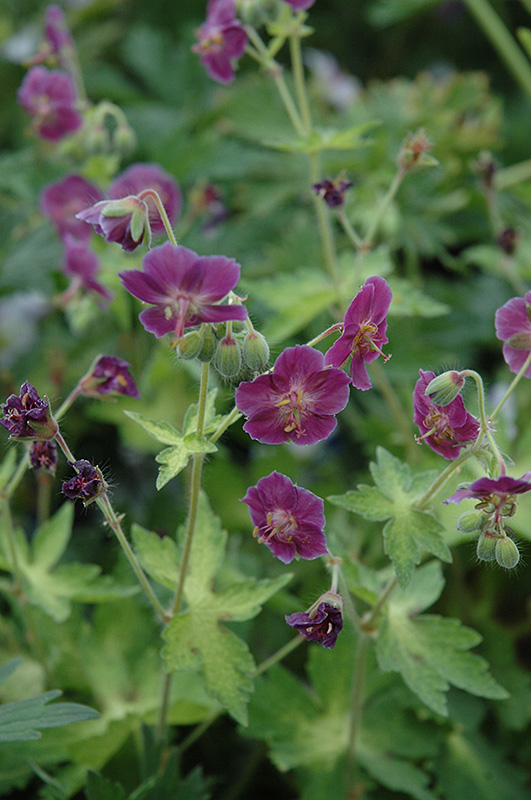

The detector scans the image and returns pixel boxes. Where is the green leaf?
[376,563,508,716]
[155,435,217,490]
[0,449,16,490]
[162,493,291,725]
[31,502,74,571]
[131,525,180,590]
[182,389,228,437]
[329,448,451,588]
[85,771,126,800]
[387,278,450,317]
[124,411,183,445]
[261,122,377,154]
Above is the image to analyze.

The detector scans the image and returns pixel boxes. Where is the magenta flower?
[44,5,74,53]
[235,345,350,446]
[62,460,106,505]
[495,290,531,378]
[109,163,182,235]
[29,441,58,474]
[444,474,531,507]
[413,369,479,460]
[79,355,140,399]
[40,175,103,242]
[119,242,247,340]
[325,276,392,391]
[284,0,317,10]
[192,0,248,85]
[62,235,112,301]
[1,382,57,441]
[241,471,327,564]
[17,66,82,141]
[313,177,353,208]
[285,592,343,650]
[76,196,149,252]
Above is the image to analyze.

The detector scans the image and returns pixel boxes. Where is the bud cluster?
[178,321,270,383]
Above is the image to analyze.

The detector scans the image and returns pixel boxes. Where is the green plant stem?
[310,153,342,299]
[4,449,30,500]
[490,351,531,422]
[210,405,242,444]
[337,208,364,251]
[0,498,23,595]
[138,189,178,246]
[54,432,76,463]
[464,0,531,97]
[495,157,531,189]
[371,361,417,462]
[338,568,361,631]
[413,451,473,510]
[462,369,506,474]
[305,322,344,348]
[345,634,369,798]
[289,33,312,132]
[363,167,405,248]
[54,386,82,421]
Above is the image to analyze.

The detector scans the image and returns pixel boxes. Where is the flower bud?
[398,128,437,171]
[457,510,483,533]
[85,125,111,154]
[424,371,465,406]
[495,536,520,569]
[176,330,203,360]
[196,326,217,362]
[476,532,497,562]
[215,335,242,378]
[113,124,137,156]
[242,331,270,372]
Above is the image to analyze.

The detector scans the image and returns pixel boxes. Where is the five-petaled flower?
[413,369,480,460]
[444,473,531,512]
[325,276,392,391]
[29,441,58,474]
[79,355,140,399]
[40,174,103,242]
[495,290,531,378]
[285,592,343,649]
[62,460,106,504]
[192,0,248,85]
[62,235,112,302]
[313,176,353,208]
[235,345,350,446]
[17,66,82,141]
[241,471,327,564]
[1,381,58,441]
[119,242,247,341]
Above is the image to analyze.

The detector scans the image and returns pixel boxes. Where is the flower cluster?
[0,382,57,441]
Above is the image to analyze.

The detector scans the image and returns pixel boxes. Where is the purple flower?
[325,276,392,391]
[1,382,57,441]
[444,474,531,507]
[235,345,350,446]
[75,196,149,252]
[29,441,58,474]
[119,242,247,340]
[413,369,480,460]
[17,66,82,141]
[79,355,140,399]
[313,177,353,208]
[62,235,112,301]
[495,290,531,378]
[44,5,74,53]
[241,471,327,564]
[286,593,343,649]
[192,0,248,85]
[40,175,103,242]
[109,163,182,236]
[62,460,106,504]
[284,0,317,9]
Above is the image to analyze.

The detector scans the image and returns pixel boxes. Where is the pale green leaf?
[0,449,17,490]
[214,575,292,621]
[155,435,217,490]
[31,503,74,571]
[131,524,180,589]
[86,771,126,800]
[124,411,182,445]
[182,389,226,437]
[261,122,377,154]
[328,485,394,521]
[387,278,449,318]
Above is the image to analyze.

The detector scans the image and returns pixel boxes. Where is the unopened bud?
[242,331,270,371]
[196,326,217,362]
[113,124,136,155]
[398,129,437,171]
[215,336,242,377]
[85,125,110,154]
[476,532,497,562]
[457,510,483,533]
[425,370,465,406]
[495,536,520,569]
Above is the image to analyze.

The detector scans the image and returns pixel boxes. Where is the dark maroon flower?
[235,345,350,446]
[1,382,57,441]
[62,235,112,301]
[413,369,479,460]
[241,471,327,564]
[325,276,392,391]
[17,66,82,141]
[192,0,248,85]
[119,242,247,340]
[75,196,149,252]
[29,440,58,474]
[62,459,106,504]
[44,5,74,53]
[79,355,140,399]
[495,290,531,378]
[313,177,353,208]
[40,175,103,242]
[286,592,343,649]
[284,0,316,9]
[444,473,531,507]
[109,163,182,236]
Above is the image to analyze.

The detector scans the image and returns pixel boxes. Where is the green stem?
[490,351,531,422]
[345,635,369,798]
[289,33,312,132]
[462,369,505,474]
[495,158,531,190]
[210,405,242,445]
[338,568,361,631]
[4,449,30,500]
[305,322,344,348]
[0,499,23,594]
[363,167,406,248]
[413,451,473,510]
[337,209,364,251]
[54,432,76,463]
[464,0,531,97]
[138,189,178,246]
[54,386,82,421]
[310,153,342,300]
[363,577,397,631]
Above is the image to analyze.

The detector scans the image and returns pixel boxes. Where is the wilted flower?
[413,369,479,460]
[1,382,58,441]
[29,440,58,474]
[235,345,350,446]
[444,473,531,508]
[62,235,112,301]
[495,290,531,378]
[241,471,327,563]
[193,0,248,85]
[76,196,149,252]
[109,163,182,235]
[79,355,140,399]
[285,591,343,649]
[40,175,103,242]
[17,66,82,141]
[61,459,106,504]
[325,276,392,391]
[119,242,247,340]
[313,176,353,208]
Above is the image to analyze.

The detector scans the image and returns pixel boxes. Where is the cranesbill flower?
[79,355,140,399]
[413,369,479,460]
[62,235,112,301]
[325,276,392,391]
[444,473,531,508]
[17,66,82,141]
[193,0,248,85]
[75,196,149,252]
[235,345,350,446]
[109,163,182,235]
[62,460,106,505]
[1,382,58,441]
[119,242,247,340]
[29,441,58,474]
[313,177,353,208]
[285,592,343,649]
[495,290,531,378]
[40,175,103,242]
[284,0,317,9]
[241,471,327,563]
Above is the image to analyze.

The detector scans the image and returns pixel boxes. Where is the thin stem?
[413,450,473,510]
[289,34,312,132]
[4,449,30,500]
[54,386,82,421]
[305,322,343,348]
[345,635,369,798]
[338,568,361,631]
[138,189,178,246]
[0,499,23,594]
[54,432,75,463]
[210,405,242,445]
[490,351,531,422]
[337,209,364,251]
[363,577,397,631]
[363,167,406,248]
[462,369,506,474]
[310,153,342,299]
[463,0,531,98]
[495,158,531,190]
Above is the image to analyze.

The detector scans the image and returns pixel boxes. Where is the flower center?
[352,321,390,361]
[422,408,454,443]
[254,509,298,544]
[276,388,309,438]
[197,30,225,55]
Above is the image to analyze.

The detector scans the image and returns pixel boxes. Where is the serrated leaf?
[261,122,377,154]
[132,525,180,590]
[155,435,217,490]
[124,411,183,445]
[182,389,226,437]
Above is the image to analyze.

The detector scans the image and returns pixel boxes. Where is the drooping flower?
[61,459,106,504]
[1,382,58,441]
[444,473,531,507]
[192,0,248,85]
[44,4,74,53]
[17,66,82,141]
[313,176,353,208]
[119,242,247,341]
[284,0,317,10]
[325,276,392,391]
[40,175,103,242]
[413,369,479,460]
[285,592,343,649]
[241,471,327,563]
[109,163,182,235]
[62,235,112,301]
[235,345,350,446]
[75,196,150,252]
[79,355,140,399]
[29,440,58,474]
[495,290,531,378]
